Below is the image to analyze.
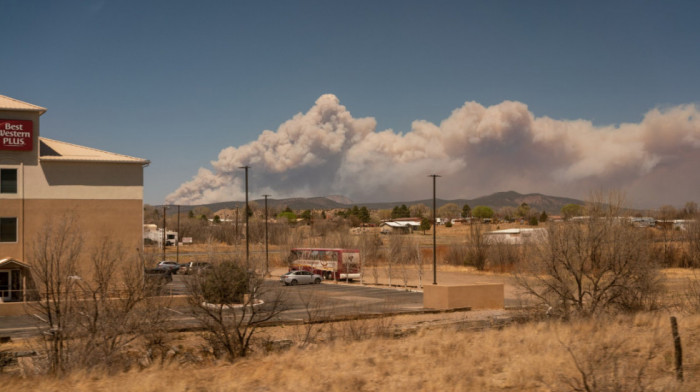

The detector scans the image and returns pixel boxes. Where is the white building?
[484,228,547,245]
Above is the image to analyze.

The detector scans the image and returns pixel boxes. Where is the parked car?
[280,270,322,286]
[180,261,212,275]
[156,260,180,274]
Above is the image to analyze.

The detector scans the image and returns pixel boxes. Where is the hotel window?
[0,218,17,242]
[0,169,17,194]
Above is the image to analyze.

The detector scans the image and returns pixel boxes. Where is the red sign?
[0,120,33,151]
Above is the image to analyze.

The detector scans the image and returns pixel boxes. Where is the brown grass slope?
[3,313,698,392]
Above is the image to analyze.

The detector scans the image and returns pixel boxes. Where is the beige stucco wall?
[24,161,144,200]
[423,283,505,310]
[0,199,144,267]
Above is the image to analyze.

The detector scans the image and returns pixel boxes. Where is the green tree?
[461,204,472,218]
[528,216,539,226]
[391,206,400,219]
[213,215,221,224]
[539,210,548,222]
[517,202,531,218]
[358,206,371,223]
[561,204,583,220]
[391,204,410,219]
[300,209,312,223]
[188,258,286,361]
[472,206,494,219]
[420,217,432,234]
[278,210,297,223]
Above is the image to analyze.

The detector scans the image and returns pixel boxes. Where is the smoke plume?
[166,94,700,207]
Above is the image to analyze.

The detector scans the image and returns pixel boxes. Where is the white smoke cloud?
[166,94,700,208]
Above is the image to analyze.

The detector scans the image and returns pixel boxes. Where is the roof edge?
[0,94,47,114]
[39,137,150,165]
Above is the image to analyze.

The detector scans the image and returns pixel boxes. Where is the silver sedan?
[280,270,322,286]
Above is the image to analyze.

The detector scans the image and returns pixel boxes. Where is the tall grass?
[4,313,698,391]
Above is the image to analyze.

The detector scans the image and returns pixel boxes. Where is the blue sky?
[2,1,699,207]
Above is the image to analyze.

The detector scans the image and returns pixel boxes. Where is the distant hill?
[359,191,583,214]
[158,191,584,215]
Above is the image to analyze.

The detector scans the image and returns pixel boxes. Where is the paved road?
[0,279,424,338]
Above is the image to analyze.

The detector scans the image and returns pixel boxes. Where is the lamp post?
[240,166,250,269]
[263,194,270,277]
[162,205,167,261]
[429,174,441,285]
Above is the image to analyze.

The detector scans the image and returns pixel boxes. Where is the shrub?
[200,261,249,304]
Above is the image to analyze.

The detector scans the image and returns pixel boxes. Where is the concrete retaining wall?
[423,283,504,310]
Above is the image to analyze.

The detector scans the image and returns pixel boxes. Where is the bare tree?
[409,203,429,218]
[385,234,405,287]
[187,257,286,361]
[515,194,662,317]
[487,239,520,272]
[29,217,169,374]
[71,240,171,371]
[467,222,489,270]
[358,233,382,285]
[29,215,83,374]
[406,238,424,289]
[437,203,461,220]
[682,218,700,268]
[293,286,329,347]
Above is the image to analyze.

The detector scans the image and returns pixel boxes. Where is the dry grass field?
[2,312,699,391]
[6,217,700,390]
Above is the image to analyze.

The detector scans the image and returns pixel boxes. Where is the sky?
[1,1,699,208]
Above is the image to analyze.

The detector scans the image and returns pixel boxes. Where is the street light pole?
[429,174,441,285]
[162,205,167,261]
[240,166,250,269]
[263,194,270,277]
[176,205,180,264]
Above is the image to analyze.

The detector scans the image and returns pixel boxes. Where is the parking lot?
[0,277,425,338]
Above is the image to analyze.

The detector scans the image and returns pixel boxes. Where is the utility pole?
[235,206,239,244]
[429,174,441,285]
[263,194,270,277]
[240,166,250,269]
[162,205,167,261]
[176,205,180,264]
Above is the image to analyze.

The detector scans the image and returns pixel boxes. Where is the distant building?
[143,224,178,246]
[484,228,547,245]
[0,95,148,302]
[631,217,656,227]
[380,220,421,234]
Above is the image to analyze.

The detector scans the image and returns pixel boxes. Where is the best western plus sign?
[0,119,33,151]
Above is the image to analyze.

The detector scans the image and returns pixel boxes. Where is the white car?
[156,260,180,274]
[280,270,322,286]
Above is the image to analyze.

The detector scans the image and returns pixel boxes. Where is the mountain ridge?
[159,191,585,215]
